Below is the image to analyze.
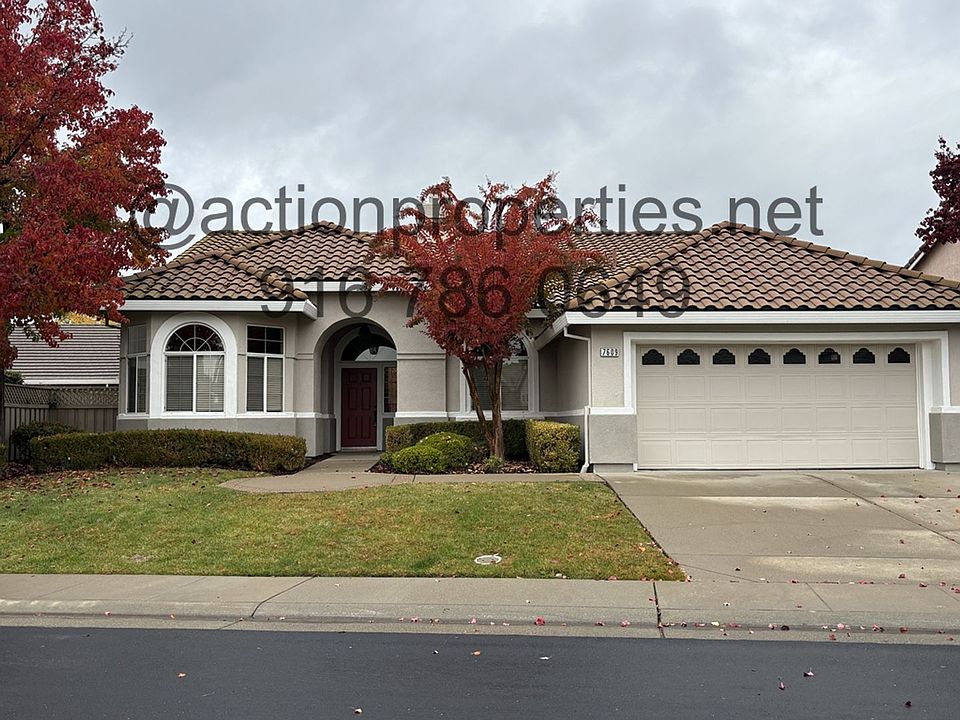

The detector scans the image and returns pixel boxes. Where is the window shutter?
[166,356,194,411]
[136,358,148,413]
[195,355,225,412]
[247,356,264,412]
[266,357,283,412]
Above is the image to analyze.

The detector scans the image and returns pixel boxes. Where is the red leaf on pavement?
[535,617,546,626]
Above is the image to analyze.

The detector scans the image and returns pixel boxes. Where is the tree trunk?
[462,360,506,460]
[487,361,504,460]
[463,364,494,452]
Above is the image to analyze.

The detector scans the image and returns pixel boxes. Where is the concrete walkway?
[221,452,589,493]
[1,573,957,641]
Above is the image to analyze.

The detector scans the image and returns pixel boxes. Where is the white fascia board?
[563,310,960,325]
[122,299,318,320]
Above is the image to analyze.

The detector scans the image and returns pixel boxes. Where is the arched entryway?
[315,321,397,451]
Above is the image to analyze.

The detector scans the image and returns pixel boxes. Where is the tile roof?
[572,221,960,312]
[123,220,960,311]
[123,222,408,301]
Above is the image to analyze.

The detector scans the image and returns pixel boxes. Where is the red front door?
[341,367,377,447]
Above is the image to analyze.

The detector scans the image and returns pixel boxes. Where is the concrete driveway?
[601,470,960,584]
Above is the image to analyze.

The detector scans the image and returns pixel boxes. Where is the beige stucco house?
[119,221,960,472]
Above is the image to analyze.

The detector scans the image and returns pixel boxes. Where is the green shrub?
[390,444,449,474]
[386,419,528,459]
[30,429,306,474]
[10,421,76,462]
[378,450,394,469]
[482,455,504,473]
[416,432,475,468]
[525,420,581,473]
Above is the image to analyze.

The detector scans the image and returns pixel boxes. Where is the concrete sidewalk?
[221,452,589,493]
[1,574,958,640]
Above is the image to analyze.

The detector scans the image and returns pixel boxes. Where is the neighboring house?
[10,324,120,386]
[119,221,960,472]
[906,239,960,280]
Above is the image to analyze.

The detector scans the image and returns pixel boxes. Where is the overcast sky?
[98,0,959,263]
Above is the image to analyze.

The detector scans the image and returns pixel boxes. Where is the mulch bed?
[369,459,539,474]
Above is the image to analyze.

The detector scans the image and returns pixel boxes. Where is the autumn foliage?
[370,175,604,459]
[0,0,168,366]
[916,136,960,251]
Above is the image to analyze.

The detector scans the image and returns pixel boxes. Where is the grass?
[0,468,685,581]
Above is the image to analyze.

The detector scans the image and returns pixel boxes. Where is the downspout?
[562,327,592,473]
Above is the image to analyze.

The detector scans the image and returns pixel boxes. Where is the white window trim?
[244,323,285,413]
[149,313,238,416]
[459,336,539,416]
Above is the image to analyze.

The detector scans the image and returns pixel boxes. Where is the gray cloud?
[99,0,960,262]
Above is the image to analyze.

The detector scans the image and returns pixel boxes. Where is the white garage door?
[636,344,920,469]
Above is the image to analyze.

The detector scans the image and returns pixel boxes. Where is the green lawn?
[0,468,685,580]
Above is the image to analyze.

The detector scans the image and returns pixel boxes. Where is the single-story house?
[118,220,960,472]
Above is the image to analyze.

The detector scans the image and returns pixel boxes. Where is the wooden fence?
[3,384,118,461]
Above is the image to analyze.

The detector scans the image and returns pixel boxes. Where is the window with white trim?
[126,325,148,413]
[164,324,225,412]
[470,337,529,412]
[246,326,284,412]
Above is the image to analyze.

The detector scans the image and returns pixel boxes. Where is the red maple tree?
[370,175,604,459]
[0,0,167,368]
[916,136,960,250]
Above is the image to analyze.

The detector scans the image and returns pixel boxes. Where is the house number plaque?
[599,347,620,358]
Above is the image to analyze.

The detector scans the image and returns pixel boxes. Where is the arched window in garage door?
[853,347,876,364]
[641,349,665,366]
[783,348,806,365]
[677,348,700,366]
[887,347,911,364]
[747,348,771,365]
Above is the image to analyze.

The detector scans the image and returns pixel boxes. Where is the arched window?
[887,347,911,364]
[818,347,841,365]
[783,348,806,365]
[471,337,530,412]
[853,347,875,364]
[165,324,225,412]
[677,348,700,366]
[641,349,665,366]
[747,348,771,365]
[712,348,736,365]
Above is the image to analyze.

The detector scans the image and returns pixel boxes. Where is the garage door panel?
[745,376,778,401]
[816,406,850,432]
[781,376,814,399]
[636,344,920,469]
[745,407,778,432]
[675,408,707,432]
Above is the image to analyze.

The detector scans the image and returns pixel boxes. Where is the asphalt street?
[1,627,957,719]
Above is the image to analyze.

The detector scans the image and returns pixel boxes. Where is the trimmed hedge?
[30,429,306,474]
[10,421,76,462]
[390,432,476,474]
[525,420,581,473]
[386,419,528,459]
